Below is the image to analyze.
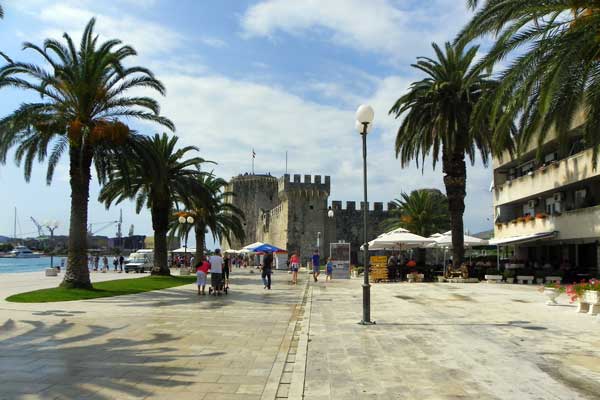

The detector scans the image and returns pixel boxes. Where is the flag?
[252,149,256,159]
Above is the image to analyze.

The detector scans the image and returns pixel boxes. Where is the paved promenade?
[0,269,306,400]
[304,279,600,400]
[1,270,599,399]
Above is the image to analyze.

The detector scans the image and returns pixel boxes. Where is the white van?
[124,249,154,273]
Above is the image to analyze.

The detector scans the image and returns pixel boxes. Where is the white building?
[490,121,600,278]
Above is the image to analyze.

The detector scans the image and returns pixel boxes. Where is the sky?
[0,0,495,244]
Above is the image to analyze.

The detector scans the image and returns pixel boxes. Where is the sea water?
[0,256,67,274]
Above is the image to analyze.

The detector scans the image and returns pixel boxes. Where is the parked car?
[124,249,154,273]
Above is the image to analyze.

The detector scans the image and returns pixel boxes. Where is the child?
[196,257,210,295]
[325,258,333,282]
[290,252,300,285]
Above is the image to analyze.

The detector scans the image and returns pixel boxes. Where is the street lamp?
[45,221,59,269]
[356,104,374,325]
[327,206,334,219]
[178,215,194,268]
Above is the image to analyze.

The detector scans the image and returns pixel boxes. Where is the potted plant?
[566,281,593,313]
[534,269,546,284]
[539,282,565,305]
[516,268,535,284]
[583,279,600,315]
[503,269,516,284]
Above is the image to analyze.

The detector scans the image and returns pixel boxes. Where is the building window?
[309,205,314,210]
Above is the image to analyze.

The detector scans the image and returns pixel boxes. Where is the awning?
[489,231,557,246]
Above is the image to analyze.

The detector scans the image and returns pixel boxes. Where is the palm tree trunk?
[442,149,466,267]
[151,204,171,276]
[195,223,206,262]
[61,146,93,289]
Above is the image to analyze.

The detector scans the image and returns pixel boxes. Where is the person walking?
[208,249,224,296]
[93,255,99,272]
[223,254,231,288]
[119,255,124,272]
[312,250,320,282]
[113,256,119,272]
[262,250,274,290]
[325,257,333,282]
[387,253,398,282]
[102,256,109,273]
[290,252,300,285]
[195,257,210,295]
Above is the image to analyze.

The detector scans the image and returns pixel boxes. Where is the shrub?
[503,269,516,278]
[485,267,499,275]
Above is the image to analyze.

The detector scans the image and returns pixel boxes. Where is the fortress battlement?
[230,173,278,184]
[330,200,396,212]
[278,173,331,195]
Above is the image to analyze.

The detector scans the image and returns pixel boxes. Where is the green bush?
[485,267,499,275]
[503,269,516,278]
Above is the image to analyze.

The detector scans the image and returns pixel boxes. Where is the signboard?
[330,242,351,279]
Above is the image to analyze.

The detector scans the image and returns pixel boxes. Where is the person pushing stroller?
[208,249,226,296]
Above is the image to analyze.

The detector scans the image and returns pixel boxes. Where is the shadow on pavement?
[0,318,205,399]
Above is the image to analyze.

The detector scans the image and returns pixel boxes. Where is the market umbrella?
[250,243,283,253]
[361,228,433,250]
[431,231,488,248]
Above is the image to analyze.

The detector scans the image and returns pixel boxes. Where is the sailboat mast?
[13,207,17,240]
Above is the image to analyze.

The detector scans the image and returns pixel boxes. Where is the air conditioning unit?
[553,192,565,202]
[527,199,538,209]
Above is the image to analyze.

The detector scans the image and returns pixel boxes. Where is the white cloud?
[241,0,471,62]
[153,71,492,234]
[28,3,182,56]
[200,37,227,48]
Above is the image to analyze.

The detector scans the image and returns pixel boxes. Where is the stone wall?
[223,174,278,250]
[329,201,394,264]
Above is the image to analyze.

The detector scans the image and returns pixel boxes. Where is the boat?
[6,245,41,258]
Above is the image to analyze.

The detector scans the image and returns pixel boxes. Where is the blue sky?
[0,0,495,242]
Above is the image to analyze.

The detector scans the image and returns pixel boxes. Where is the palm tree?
[0,19,173,288]
[99,134,206,275]
[382,189,451,237]
[390,41,504,267]
[458,2,600,160]
[171,175,245,262]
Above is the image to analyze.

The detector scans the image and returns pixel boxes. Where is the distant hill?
[0,236,9,243]
[472,229,494,240]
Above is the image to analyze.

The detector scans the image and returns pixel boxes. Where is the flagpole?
[285,150,288,174]
[252,148,255,175]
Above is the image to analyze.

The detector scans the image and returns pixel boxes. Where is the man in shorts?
[312,250,320,282]
[209,249,224,296]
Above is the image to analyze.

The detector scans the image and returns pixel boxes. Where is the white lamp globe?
[178,216,186,224]
[328,209,334,218]
[186,216,195,224]
[356,104,374,124]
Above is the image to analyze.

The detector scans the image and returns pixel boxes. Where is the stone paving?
[0,269,306,400]
[304,279,600,400]
[2,270,600,400]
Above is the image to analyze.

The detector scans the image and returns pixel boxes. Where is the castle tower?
[223,174,278,249]
[279,174,331,261]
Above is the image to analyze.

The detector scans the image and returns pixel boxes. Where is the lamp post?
[356,104,374,325]
[178,215,195,268]
[45,221,59,269]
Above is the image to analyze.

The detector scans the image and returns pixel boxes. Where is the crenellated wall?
[223,173,391,265]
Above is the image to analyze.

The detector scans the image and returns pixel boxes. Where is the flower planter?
[576,301,590,314]
[505,277,515,284]
[436,276,446,283]
[45,268,58,277]
[484,274,503,283]
[517,275,535,284]
[583,290,600,315]
[543,287,560,305]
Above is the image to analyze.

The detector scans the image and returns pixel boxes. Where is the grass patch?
[6,275,196,303]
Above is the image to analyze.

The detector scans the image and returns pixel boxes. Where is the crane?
[30,217,45,237]
[88,220,119,236]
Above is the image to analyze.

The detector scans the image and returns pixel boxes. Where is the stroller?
[208,272,228,296]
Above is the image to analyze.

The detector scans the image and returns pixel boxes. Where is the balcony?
[494,147,599,206]
[494,205,600,241]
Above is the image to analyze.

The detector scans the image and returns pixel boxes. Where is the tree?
[390,42,504,266]
[171,175,245,262]
[99,133,206,275]
[382,189,451,237]
[458,2,600,161]
[0,19,173,288]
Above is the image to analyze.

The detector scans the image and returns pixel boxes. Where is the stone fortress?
[222,173,395,264]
